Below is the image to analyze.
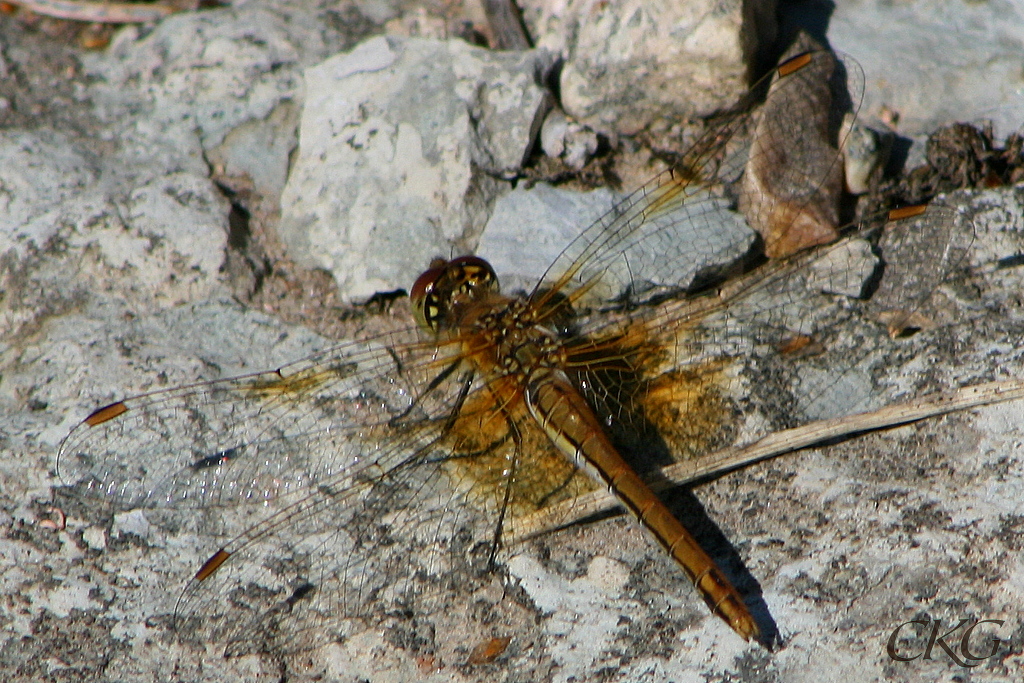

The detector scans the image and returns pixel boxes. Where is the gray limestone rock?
[521,0,760,139]
[277,36,553,301]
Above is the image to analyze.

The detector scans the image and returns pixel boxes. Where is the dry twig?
[514,378,1024,541]
[3,0,181,24]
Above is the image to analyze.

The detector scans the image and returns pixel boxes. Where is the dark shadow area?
[661,485,780,650]
[996,253,1024,271]
[885,134,916,179]
[741,0,782,84]
[555,485,780,650]
[744,0,835,84]
[776,0,835,50]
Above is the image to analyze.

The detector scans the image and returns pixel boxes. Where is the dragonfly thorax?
[469,298,568,380]
[410,255,568,377]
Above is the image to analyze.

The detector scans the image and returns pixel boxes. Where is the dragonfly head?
[411,255,500,333]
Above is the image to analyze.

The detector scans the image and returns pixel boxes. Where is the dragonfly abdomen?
[524,366,759,641]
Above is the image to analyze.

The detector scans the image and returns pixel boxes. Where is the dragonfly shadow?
[659,484,779,650]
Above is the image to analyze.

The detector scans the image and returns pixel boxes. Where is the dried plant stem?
[3,0,179,24]
[513,378,1024,541]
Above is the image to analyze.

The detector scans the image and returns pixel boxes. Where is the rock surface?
[827,0,1024,141]
[1,1,1023,682]
[521,0,757,138]
[278,35,552,300]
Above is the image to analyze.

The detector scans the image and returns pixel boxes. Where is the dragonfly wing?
[168,366,596,657]
[56,326,513,654]
[869,203,976,334]
[696,202,975,419]
[582,202,975,459]
[741,39,865,258]
[56,325,452,510]
[171,430,485,657]
[58,297,610,656]
[532,49,865,310]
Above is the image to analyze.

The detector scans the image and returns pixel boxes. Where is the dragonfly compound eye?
[447,256,499,297]
[410,256,499,332]
[411,262,447,333]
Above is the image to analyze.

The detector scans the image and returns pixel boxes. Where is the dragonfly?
[56,47,972,662]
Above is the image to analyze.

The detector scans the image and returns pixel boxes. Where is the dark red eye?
[411,261,448,332]
[410,256,499,333]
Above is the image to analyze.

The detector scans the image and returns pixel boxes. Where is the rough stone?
[828,0,1024,141]
[278,36,552,300]
[477,181,756,301]
[521,0,758,139]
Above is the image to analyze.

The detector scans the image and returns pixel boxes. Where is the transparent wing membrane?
[537,49,865,308]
